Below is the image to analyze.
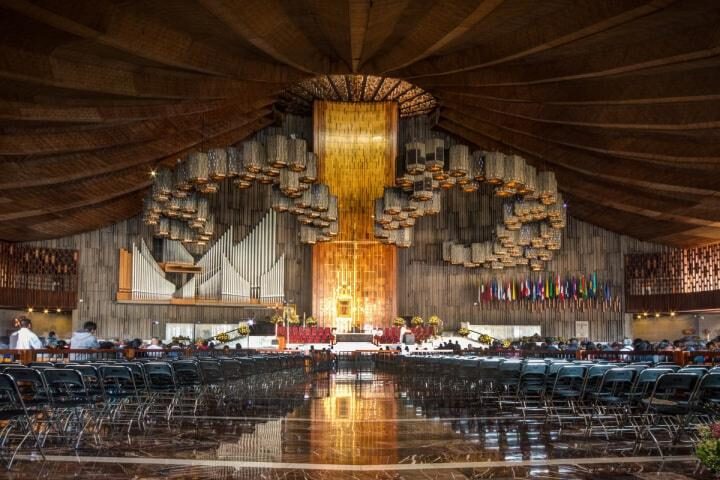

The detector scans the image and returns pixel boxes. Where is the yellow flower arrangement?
[428,315,441,326]
[305,316,317,326]
[457,327,470,337]
[215,332,231,343]
[237,325,250,337]
[288,314,301,325]
[411,316,424,326]
[502,339,512,348]
[393,317,406,326]
[478,333,493,345]
[270,314,283,324]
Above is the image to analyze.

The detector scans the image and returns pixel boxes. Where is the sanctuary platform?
[334,332,374,343]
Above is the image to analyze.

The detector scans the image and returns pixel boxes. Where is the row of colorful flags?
[479,272,613,303]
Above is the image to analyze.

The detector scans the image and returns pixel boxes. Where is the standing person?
[13,317,43,350]
[70,322,100,349]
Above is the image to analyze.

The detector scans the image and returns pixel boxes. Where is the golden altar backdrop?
[312,101,398,329]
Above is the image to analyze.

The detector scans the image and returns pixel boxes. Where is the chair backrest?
[198,359,225,384]
[692,372,720,407]
[595,368,635,397]
[4,367,49,403]
[678,367,708,378]
[521,363,547,376]
[66,364,104,395]
[172,360,204,386]
[42,368,90,404]
[0,373,31,414]
[143,362,177,390]
[648,373,699,405]
[98,365,141,400]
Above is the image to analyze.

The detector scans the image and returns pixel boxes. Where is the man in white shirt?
[12,317,42,350]
[143,337,164,357]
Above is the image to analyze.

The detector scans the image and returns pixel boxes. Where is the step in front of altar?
[335,333,374,343]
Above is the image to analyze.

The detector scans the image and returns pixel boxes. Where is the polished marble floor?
[3,367,711,479]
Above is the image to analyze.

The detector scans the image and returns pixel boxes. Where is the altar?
[334,316,352,333]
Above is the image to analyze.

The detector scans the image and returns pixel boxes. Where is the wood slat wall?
[396,117,671,341]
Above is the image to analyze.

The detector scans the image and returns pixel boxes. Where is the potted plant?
[697,423,720,475]
[411,316,424,327]
[393,317,406,327]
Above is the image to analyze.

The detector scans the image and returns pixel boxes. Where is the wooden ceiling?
[1,0,719,247]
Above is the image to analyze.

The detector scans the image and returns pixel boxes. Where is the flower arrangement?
[270,314,283,324]
[502,339,512,348]
[288,314,301,325]
[237,325,250,337]
[428,315,441,326]
[478,333,493,345]
[305,316,317,326]
[696,423,720,473]
[393,317,406,326]
[215,332,231,343]
[411,316,424,326]
[457,327,470,337]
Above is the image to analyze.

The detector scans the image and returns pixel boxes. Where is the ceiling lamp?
[207,148,228,180]
[484,152,504,184]
[266,134,288,169]
[288,138,307,171]
[301,152,317,183]
[425,138,445,172]
[537,171,558,205]
[405,141,426,174]
[448,145,469,178]
[187,152,209,185]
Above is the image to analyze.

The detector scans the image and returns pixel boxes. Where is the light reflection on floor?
[3,370,710,479]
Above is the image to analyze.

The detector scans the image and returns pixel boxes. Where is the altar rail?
[0,347,294,365]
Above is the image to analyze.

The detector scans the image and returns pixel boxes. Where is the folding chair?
[636,373,699,455]
[0,373,45,469]
[585,368,635,439]
[42,368,96,449]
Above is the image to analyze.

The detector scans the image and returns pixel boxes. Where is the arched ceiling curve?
[1,0,719,247]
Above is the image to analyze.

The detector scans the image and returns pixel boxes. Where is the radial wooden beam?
[198,0,331,74]
[439,99,720,168]
[395,0,675,78]
[0,45,284,99]
[417,22,720,87]
[438,110,720,195]
[1,0,303,83]
[349,0,371,72]
[0,98,273,155]
[371,0,505,73]
[0,109,272,190]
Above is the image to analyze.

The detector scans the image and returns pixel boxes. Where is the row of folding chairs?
[388,355,720,455]
[0,354,310,469]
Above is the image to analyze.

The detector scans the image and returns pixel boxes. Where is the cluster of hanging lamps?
[377,138,566,269]
[142,134,335,246]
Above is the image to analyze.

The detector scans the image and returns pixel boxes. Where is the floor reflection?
[2,369,710,479]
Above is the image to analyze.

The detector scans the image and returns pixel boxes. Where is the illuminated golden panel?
[312,101,397,328]
[314,101,396,241]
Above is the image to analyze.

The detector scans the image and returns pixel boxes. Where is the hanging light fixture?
[226,147,241,177]
[152,168,173,202]
[186,151,209,185]
[448,144,469,178]
[537,171,558,205]
[484,151,504,184]
[288,138,307,171]
[425,138,445,172]
[207,148,228,180]
[405,140,426,175]
[266,134,288,168]
[311,184,330,212]
[301,152,317,183]
[243,140,264,174]
[472,151,486,182]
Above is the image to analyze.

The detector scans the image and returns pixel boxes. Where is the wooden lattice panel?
[0,242,79,309]
[625,244,720,311]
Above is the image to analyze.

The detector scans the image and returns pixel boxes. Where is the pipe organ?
[131,239,175,300]
[120,210,286,305]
